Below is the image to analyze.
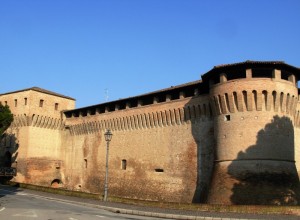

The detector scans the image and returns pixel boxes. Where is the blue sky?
[1,0,299,108]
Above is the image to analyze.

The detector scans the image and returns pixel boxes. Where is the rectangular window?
[224,115,231,121]
[14,99,17,107]
[121,159,127,170]
[55,103,59,110]
[39,99,44,107]
[155,168,164,172]
[24,98,27,105]
[4,101,7,106]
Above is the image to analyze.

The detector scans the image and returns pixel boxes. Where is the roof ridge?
[0,87,75,100]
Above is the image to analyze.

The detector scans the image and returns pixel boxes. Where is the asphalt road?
[1,185,299,220]
[0,186,171,220]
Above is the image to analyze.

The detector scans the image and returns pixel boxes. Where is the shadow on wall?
[228,116,300,205]
[185,99,215,203]
[0,133,19,183]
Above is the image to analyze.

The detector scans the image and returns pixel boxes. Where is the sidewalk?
[2,185,299,220]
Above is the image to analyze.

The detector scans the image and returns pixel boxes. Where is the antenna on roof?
[105,88,109,102]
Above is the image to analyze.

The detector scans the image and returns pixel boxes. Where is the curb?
[0,187,265,220]
[20,193,259,220]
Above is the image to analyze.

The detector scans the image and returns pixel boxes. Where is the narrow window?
[55,103,59,110]
[4,101,7,106]
[84,159,87,168]
[24,98,27,105]
[121,159,127,170]
[224,114,231,121]
[14,99,17,107]
[155,168,164,172]
[39,99,44,107]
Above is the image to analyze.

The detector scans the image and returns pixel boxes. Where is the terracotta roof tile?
[0,87,75,100]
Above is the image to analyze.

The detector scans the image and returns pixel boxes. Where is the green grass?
[6,181,300,216]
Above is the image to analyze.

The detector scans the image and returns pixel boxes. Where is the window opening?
[281,70,290,81]
[252,68,273,78]
[14,99,17,107]
[55,103,59,110]
[24,98,27,105]
[121,159,127,170]
[224,115,230,121]
[226,69,246,80]
[155,168,164,172]
[84,159,87,168]
[39,99,44,107]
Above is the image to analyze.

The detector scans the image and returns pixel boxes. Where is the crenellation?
[272,69,281,79]
[246,68,252,78]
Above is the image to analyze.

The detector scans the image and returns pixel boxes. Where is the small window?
[24,98,27,105]
[121,159,127,170]
[84,159,87,168]
[155,168,164,172]
[39,99,44,107]
[4,101,7,106]
[224,115,230,121]
[55,163,60,169]
[14,99,17,107]
[55,103,59,110]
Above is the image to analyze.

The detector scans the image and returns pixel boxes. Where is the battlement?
[202,60,300,86]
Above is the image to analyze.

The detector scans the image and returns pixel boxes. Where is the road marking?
[69,218,78,220]
[0,207,5,212]
[96,215,105,218]
[16,192,28,196]
[13,210,37,217]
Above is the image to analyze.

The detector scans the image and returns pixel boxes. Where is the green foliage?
[0,103,13,135]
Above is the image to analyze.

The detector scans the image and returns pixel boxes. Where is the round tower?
[202,61,300,205]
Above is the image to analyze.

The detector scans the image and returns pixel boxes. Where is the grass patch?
[6,181,300,216]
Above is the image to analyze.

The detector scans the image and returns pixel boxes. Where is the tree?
[0,103,13,135]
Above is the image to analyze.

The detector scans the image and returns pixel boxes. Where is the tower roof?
[0,87,75,100]
[201,60,300,81]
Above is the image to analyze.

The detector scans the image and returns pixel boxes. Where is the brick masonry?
[1,61,300,205]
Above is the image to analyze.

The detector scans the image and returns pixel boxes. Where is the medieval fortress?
[1,61,300,205]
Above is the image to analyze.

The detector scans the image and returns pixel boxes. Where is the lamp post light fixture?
[103,129,113,202]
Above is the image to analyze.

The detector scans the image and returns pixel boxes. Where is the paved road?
[0,185,299,220]
[0,186,170,220]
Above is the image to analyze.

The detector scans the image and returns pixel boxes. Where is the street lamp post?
[103,129,113,202]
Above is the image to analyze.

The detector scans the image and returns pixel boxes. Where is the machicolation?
[1,60,300,205]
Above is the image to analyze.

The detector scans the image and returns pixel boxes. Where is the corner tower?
[203,61,300,205]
